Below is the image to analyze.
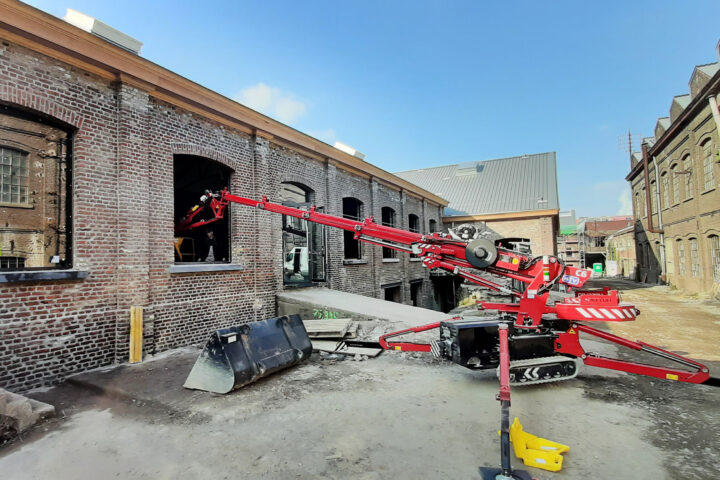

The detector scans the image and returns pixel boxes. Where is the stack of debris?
[304,318,383,359]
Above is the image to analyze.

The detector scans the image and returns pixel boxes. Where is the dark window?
[410,281,422,306]
[384,285,401,303]
[0,106,71,270]
[408,214,419,233]
[173,155,232,263]
[0,256,25,269]
[428,219,438,233]
[342,197,363,260]
[381,207,396,259]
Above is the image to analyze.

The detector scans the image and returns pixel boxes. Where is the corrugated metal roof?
[394,152,559,216]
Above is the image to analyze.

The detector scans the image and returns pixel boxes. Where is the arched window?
[689,238,700,277]
[642,187,647,217]
[709,235,720,283]
[174,155,232,263]
[676,239,685,276]
[670,163,680,204]
[342,197,363,260]
[408,214,420,233]
[429,219,438,233]
[1,106,71,271]
[381,207,397,259]
[702,139,715,191]
[280,182,324,284]
[661,172,669,209]
[682,154,693,200]
[650,180,657,214]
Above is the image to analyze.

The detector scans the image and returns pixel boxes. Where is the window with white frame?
[689,238,699,277]
[0,147,29,204]
[702,140,714,191]
[677,239,685,276]
[710,234,720,284]
[683,155,693,199]
[671,163,680,204]
[661,172,669,209]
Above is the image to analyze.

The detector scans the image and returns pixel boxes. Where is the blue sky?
[26,0,720,217]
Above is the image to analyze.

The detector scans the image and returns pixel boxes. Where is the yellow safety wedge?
[499,417,570,472]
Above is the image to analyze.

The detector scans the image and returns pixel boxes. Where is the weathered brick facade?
[0,16,446,392]
[627,44,720,297]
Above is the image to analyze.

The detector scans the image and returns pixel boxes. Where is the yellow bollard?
[129,306,143,363]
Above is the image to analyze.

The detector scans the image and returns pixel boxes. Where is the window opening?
[661,172,669,209]
[384,284,401,303]
[677,239,685,276]
[381,206,397,259]
[710,235,720,283]
[671,164,680,204]
[342,197,363,260]
[410,281,422,306]
[0,107,71,270]
[173,155,231,263]
[683,155,692,200]
[690,238,699,277]
[429,219,437,233]
[280,182,325,285]
[702,140,715,191]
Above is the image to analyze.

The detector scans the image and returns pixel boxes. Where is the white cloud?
[235,83,307,125]
[617,187,632,215]
[306,128,336,145]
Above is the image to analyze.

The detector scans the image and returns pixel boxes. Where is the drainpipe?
[709,94,720,136]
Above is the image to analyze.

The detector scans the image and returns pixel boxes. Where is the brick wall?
[0,39,444,392]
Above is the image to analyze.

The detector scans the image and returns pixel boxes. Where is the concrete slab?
[277,287,450,328]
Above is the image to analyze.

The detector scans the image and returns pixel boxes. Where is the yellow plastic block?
[499,418,570,472]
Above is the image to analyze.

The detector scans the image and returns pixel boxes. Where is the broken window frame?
[342,197,363,260]
[381,206,397,259]
[173,155,232,264]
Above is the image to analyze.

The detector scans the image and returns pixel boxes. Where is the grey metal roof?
[394,152,559,216]
[697,62,719,77]
[673,94,691,109]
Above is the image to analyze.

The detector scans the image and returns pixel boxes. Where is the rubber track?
[498,356,581,387]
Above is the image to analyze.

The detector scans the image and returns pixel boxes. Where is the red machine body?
[177,189,716,387]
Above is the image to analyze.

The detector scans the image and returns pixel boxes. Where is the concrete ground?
[1,279,719,480]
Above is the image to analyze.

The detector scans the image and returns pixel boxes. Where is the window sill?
[409,257,423,262]
[0,202,33,209]
[701,187,715,195]
[342,259,368,265]
[0,269,88,283]
[382,258,400,263]
[170,263,244,273]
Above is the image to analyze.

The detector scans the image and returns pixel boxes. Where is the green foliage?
[312,309,339,319]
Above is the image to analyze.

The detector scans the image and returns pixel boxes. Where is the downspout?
[709,94,720,139]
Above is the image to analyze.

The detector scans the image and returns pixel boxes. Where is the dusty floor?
[1,279,719,480]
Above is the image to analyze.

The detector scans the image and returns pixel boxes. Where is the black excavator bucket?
[183,314,313,394]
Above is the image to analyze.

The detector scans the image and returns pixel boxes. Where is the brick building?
[605,225,636,279]
[626,39,720,295]
[395,152,559,256]
[0,2,448,392]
